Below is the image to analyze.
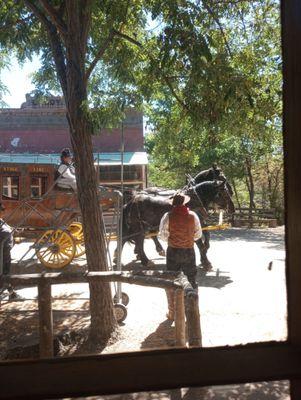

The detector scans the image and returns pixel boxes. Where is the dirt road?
[0,226,287,358]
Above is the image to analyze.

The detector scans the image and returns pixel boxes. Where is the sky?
[1,55,41,108]
[0,14,160,109]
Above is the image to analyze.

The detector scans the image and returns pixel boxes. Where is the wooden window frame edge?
[1,0,301,399]
[0,342,300,399]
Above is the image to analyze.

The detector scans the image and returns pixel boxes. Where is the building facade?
[0,94,147,205]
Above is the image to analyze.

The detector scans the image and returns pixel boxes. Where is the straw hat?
[169,192,190,206]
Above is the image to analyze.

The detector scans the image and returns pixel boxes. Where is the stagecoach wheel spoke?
[42,249,53,260]
[49,252,56,262]
[67,222,86,258]
[57,253,65,262]
[60,242,73,250]
[38,247,51,258]
[35,229,76,269]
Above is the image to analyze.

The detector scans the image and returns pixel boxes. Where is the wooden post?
[291,380,301,400]
[185,291,202,347]
[38,280,53,358]
[174,289,186,347]
[170,389,182,400]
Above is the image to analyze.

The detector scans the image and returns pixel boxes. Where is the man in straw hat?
[159,192,202,320]
[0,202,20,300]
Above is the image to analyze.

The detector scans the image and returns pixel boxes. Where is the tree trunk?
[231,179,241,209]
[65,3,116,342]
[245,157,255,227]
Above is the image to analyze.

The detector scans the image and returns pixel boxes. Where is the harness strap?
[189,186,209,220]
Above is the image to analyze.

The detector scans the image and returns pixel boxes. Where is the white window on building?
[30,176,47,199]
[2,176,19,200]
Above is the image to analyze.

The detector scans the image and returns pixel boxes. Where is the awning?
[94,152,148,166]
[0,152,148,166]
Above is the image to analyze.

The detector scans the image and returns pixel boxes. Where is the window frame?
[1,1,301,399]
[30,174,48,199]
[1,175,20,201]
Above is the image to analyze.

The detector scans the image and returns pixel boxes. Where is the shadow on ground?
[211,228,285,251]
[196,268,233,289]
[0,294,90,360]
[92,380,290,399]
[140,319,175,350]
[122,262,233,290]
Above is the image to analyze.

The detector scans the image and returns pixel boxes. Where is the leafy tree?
[145,0,282,216]
[0,51,8,107]
[1,0,246,343]
[0,0,282,343]
[0,0,148,343]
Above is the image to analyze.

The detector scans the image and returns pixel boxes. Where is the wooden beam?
[0,343,300,399]
[291,380,301,399]
[0,271,182,290]
[185,291,202,347]
[174,289,186,347]
[281,1,301,398]
[38,280,53,358]
[282,0,301,347]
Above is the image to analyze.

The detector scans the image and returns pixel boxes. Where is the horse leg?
[152,236,165,256]
[196,232,212,271]
[134,241,141,260]
[113,237,127,264]
[135,235,152,266]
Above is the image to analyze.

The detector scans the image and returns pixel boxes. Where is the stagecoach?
[0,154,131,322]
[0,154,122,270]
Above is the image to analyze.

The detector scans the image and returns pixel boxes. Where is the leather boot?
[165,289,175,321]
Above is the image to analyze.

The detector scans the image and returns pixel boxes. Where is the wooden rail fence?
[232,207,278,228]
[207,208,278,228]
[1,270,202,357]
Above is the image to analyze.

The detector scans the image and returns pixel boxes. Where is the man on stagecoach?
[57,148,77,191]
[159,192,202,321]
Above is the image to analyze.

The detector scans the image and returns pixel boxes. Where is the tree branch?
[24,0,68,97]
[38,0,67,38]
[80,0,93,47]
[24,0,51,28]
[202,1,233,58]
[113,29,143,48]
[85,0,130,81]
[85,30,116,81]
[113,30,190,112]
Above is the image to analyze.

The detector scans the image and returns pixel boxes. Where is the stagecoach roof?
[0,152,148,166]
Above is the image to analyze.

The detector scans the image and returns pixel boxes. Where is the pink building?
[0,95,148,193]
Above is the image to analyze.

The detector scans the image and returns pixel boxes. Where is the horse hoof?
[158,250,166,257]
[203,264,213,272]
[146,260,155,267]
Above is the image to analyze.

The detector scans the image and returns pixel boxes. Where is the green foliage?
[0,49,8,107]
[144,0,283,213]
[0,0,283,213]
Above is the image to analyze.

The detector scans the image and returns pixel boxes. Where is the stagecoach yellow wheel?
[68,222,86,258]
[35,229,76,269]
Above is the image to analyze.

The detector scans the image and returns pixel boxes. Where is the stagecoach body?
[0,154,125,270]
[0,153,147,228]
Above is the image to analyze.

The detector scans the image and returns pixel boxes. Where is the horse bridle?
[186,185,209,219]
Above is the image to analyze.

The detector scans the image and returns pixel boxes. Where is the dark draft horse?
[139,164,234,267]
[119,175,235,268]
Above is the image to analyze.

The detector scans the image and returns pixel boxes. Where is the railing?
[0,270,202,358]
[205,208,278,228]
[231,207,278,228]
